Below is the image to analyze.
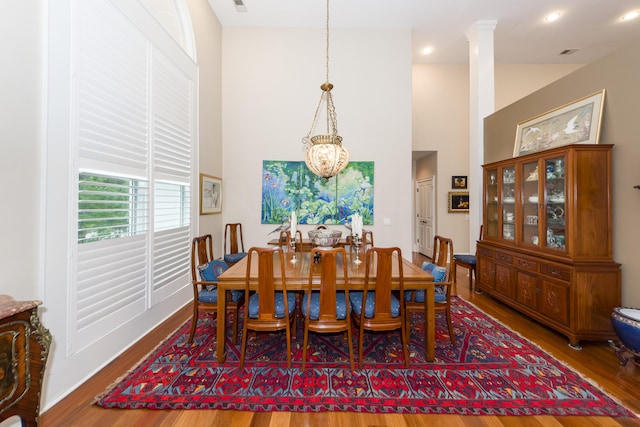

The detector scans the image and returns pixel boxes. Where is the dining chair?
[239,246,297,368]
[189,234,244,344]
[224,223,247,266]
[405,235,456,346]
[453,225,483,292]
[350,246,409,368]
[302,246,354,370]
[279,229,303,252]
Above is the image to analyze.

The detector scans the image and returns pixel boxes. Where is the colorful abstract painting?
[261,161,374,225]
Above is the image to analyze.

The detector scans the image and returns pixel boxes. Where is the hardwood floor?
[40,253,640,426]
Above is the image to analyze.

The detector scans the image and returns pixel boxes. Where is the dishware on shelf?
[528,195,538,203]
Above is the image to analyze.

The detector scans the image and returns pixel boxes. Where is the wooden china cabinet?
[477,144,620,348]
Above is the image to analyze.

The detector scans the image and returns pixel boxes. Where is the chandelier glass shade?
[302,0,349,180]
[305,134,350,179]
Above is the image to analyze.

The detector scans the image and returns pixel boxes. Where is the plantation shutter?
[71,0,195,353]
[151,50,194,302]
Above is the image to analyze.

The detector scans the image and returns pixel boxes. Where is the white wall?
[187,0,226,255]
[221,28,414,256]
[0,1,42,302]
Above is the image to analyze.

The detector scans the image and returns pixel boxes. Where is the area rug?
[95,297,636,416]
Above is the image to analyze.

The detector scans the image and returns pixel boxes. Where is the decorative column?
[466,20,496,251]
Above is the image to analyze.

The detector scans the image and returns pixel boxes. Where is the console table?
[0,295,51,427]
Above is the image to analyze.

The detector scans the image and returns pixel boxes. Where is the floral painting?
[262,161,374,225]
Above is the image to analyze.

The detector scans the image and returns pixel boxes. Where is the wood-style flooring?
[40,253,640,426]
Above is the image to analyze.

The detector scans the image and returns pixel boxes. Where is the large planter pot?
[610,307,640,367]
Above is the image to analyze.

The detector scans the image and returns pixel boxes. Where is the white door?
[416,177,435,257]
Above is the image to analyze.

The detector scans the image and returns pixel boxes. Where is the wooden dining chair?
[189,234,244,344]
[224,223,247,266]
[279,229,303,252]
[453,225,483,292]
[302,246,354,370]
[405,235,456,346]
[350,247,409,368]
[239,246,297,368]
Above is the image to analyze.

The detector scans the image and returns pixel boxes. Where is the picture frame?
[200,174,222,215]
[448,191,469,213]
[452,176,467,189]
[513,89,605,157]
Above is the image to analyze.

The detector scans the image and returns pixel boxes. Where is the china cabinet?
[478,144,620,347]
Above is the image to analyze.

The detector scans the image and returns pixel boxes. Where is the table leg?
[217,290,227,363]
[425,285,435,362]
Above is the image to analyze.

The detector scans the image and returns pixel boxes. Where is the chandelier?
[302,0,349,180]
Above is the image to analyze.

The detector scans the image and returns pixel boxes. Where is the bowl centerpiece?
[308,229,342,247]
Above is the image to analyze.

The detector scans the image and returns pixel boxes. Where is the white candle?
[290,211,297,236]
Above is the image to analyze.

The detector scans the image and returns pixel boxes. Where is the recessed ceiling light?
[622,10,640,21]
[422,47,433,55]
[545,12,561,22]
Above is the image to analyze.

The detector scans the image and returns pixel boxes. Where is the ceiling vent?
[233,0,247,12]
[559,49,579,56]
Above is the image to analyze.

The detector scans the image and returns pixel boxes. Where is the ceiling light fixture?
[422,47,434,55]
[302,0,349,180]
[622,10,640,21]
[545,12,561,22]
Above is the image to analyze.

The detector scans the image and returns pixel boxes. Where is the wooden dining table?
[215,250,436,363]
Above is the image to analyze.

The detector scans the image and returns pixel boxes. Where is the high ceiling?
[207,0,640,65]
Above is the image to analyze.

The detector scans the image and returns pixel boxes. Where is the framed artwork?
[452,176,467,189]
[448,191,469,213]
[261,161,374,225]
[513,89,605,157]
[200,174,222,215]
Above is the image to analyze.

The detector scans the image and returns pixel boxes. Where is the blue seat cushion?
[197,259,229,282]
[405,262,448,303]
[302,291,347,320]
[349,291,400,318]
[248,291,297,319]
[421,262,447,281]
[404,286,448,303]
[453,254,476,265]
[224,252,247,264]
[198,288,244,303]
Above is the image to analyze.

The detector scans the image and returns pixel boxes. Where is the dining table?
[215,250,436,363]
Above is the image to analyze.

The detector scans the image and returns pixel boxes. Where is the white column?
[466,20,496,251]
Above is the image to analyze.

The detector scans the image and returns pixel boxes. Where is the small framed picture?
[452,176,467,189]
[200,174,222,215]
[448,191,469,213]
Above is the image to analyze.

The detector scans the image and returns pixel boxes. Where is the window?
[78,173,149,243]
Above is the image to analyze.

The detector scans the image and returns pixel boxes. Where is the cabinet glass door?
[485,168,499,238]
[521,160,540,246]
[544,156,566,251]
[502,166,516,241]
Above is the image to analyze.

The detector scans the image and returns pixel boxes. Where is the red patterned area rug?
[95,297,635,416]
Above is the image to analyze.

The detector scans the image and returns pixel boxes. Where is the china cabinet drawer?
[540,264,571,282]
[494,251,512,264]
[515,257,538,272]
[478,246,493,258]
